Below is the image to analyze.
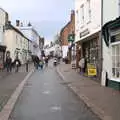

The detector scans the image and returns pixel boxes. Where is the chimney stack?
[8,21,11,25]
[16,20,20,26]
[71,10,75,21]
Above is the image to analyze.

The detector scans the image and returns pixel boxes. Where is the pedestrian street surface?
[9,63,100,120]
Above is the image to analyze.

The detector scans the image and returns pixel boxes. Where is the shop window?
[112,44,120,78]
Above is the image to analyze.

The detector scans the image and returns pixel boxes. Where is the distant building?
[4,21,29,64]
[0,8,8,69]
[16,20,40,56]
[39,37,44,50]
[75,0,101,80]
[60,10,75,62]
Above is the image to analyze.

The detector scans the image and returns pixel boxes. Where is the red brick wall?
[60,11,75,46]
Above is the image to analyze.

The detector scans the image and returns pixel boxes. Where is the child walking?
[39,59,44,69]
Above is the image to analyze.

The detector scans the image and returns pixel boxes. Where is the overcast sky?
[0,0,74,41]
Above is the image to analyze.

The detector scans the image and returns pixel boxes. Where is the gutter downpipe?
[101,0,104,85]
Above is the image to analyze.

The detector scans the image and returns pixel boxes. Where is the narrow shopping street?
[9,63,100,120]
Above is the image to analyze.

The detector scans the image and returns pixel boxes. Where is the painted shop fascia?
[75,0,102,80]
[102,17,120,90]
[75,20,101,80]
[79,29,101,80]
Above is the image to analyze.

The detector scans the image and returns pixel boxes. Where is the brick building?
[60,10,75,62]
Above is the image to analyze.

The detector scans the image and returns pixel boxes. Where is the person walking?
[79,57,85,74]
[39,59,44,70]
[5,56,12,72]
[34,56,40,70]
[13,56,21,72]
[45,56,48,67]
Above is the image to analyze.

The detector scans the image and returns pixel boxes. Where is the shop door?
[0,52,4,69]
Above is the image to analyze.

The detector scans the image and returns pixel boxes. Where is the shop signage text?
[80,29,90,38]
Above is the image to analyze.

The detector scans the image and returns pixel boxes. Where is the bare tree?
[54,33,60,45]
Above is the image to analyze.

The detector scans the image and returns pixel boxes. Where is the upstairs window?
[87,0,91,23]
[119,0,120,16]
[80,4,84,25]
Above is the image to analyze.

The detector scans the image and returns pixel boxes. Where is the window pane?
[112,56,115,66]
[116,68,120,78]
[112,68,115,77]
[116,45,119,55]
[112,44,120,78]
[119,56,120,65]
[112,46,115,54]
[115,34,120,42]
[116,56,119,67]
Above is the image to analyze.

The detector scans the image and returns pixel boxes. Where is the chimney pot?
[71,10,75,21]
[8,21,11,25]
[16,20,20,26]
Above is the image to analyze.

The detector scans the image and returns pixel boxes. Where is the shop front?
[78,32,101,81]
[0,45,6,70]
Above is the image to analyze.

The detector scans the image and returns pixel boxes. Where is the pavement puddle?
[43,83,49,86]
[24,82,32,87]
[42,91,51,95]
[50,105,61,112]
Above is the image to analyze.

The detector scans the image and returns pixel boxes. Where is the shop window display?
[112,44,120,78]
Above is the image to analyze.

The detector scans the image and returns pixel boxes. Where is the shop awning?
[0,45,6,52]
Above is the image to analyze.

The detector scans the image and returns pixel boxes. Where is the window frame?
[80,4,84,26]
[119,0,120,16]
[110,33,120,80]
[87,0,91,23]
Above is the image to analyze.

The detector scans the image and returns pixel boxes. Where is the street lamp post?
[68,33,75,63]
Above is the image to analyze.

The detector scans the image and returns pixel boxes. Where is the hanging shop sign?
[68,34,75,42]
[87,63,97,76]
[80,29,90,38]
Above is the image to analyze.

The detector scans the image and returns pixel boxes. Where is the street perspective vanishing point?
[0,0,120,120]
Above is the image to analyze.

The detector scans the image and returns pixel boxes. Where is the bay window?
[111,33,120,78]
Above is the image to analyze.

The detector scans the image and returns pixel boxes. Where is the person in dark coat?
[5,56,12,72]
[34,56,40,69]
[45,56,49,67]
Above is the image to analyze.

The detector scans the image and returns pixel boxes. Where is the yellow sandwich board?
[87,64,97,76]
